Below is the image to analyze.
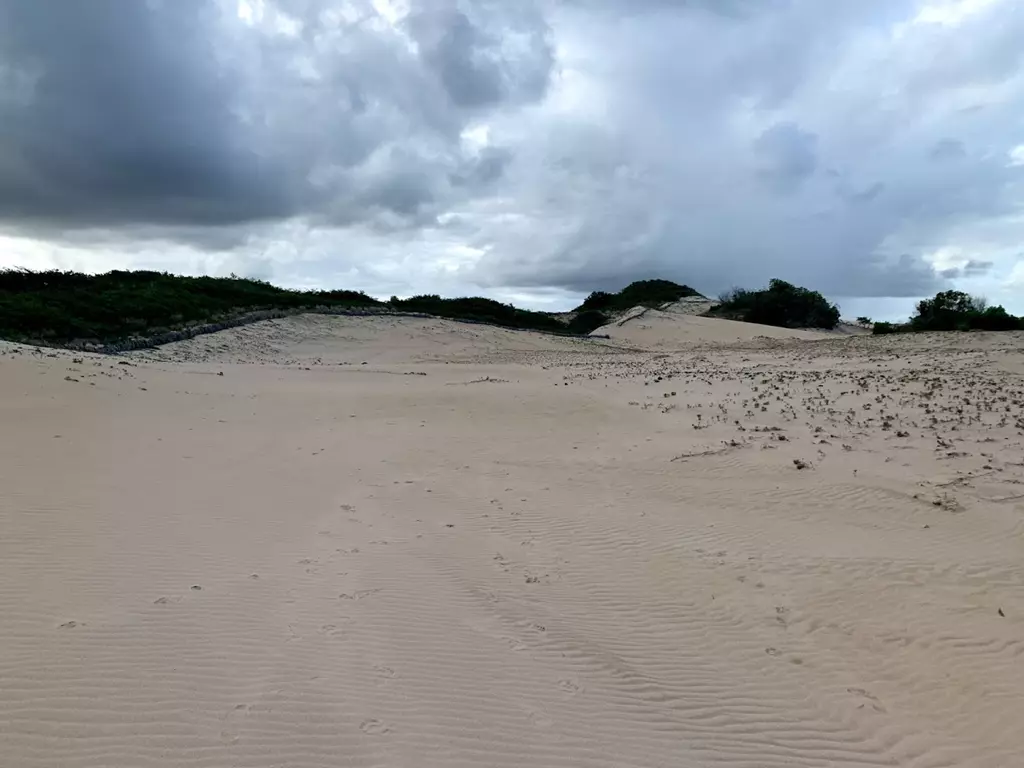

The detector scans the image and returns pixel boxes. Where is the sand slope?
[2,317,1023,767]
[594,304,832,347]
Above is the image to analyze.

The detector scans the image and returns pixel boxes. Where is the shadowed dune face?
[2,316,1024,767]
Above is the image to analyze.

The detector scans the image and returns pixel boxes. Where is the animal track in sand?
[557,679,582,694]
[359,718,391,735]
[339,588,382,600]
[318,623,348,638]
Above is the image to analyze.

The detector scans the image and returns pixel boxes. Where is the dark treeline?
[0,269,380,344]
[0,269,589,346]
[385,294,567,334]
[0,270,712,346]
[873,291,1023,335]
[12,269,1003,350]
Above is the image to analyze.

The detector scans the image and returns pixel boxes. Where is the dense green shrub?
[576,279,702,313]
[0,268,383,343]
[908,290,1022,332]
[911,291,981,331]
[973,305,1021,331]
[708,278,840,330]
[387,294,568,334]
[578,290,615,312]
[567,310,610,335]
[871,321,905,335]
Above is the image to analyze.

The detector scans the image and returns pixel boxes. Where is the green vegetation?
[577,279,702,314]
[0,271,711,347]
[707,278,841,330]
[571,279,704,334]
[386,294,567,334]
[0,268,382,344]
[20,269,1015,351]
[0,269,581,347]
[566,309,612,335]
[871,321,900,335]
[872,290,1023,335]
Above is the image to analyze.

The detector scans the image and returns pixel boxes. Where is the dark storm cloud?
[408,6,552,108]
[754,123,819,194]
[0,0,293,226]
[2,0,1023,307]
[938,259,994,279]
[0,0,552,234]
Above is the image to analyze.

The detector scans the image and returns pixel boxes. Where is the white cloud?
[913,0,1006,27]
[1006,261,1024,288]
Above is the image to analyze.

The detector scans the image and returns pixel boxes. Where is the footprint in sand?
[339,588,381,600]
[557,679,582,694]
[528,710,553,728]
[318,623,348,638]
[360,718,391,735]
[221,703,253,744]
[847,687,886,711]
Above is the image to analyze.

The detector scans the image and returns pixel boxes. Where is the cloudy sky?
[2,0,1024,319]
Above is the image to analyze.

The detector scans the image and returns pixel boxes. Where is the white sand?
[593,304,833,346]
[2,315,1023,767]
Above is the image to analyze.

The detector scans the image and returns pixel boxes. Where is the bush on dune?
[886,290,1024,334]
[871,321,906,335]
[0,268,383,344]
[707,278,840,330]
[567,309,611,335]
[386,294,568,334]
[576,279,702,314]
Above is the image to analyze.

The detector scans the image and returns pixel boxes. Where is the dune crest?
[593,303,833,346]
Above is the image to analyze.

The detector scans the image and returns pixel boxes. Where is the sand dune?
[2,317,1023,767]
[593,305,833,347]
[129,312,613,366]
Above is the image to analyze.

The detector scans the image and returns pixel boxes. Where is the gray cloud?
[754,122,819,194]
[0,0,551,235]
[2,0,1024,309]
[408,4,553,108]
[0,0,289,226]
[930,139,967,161]
[939,258,994,279]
